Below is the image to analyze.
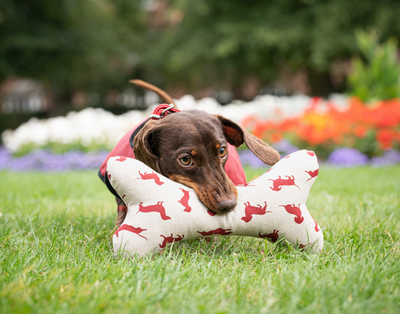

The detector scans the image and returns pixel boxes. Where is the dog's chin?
[206,207,234,215]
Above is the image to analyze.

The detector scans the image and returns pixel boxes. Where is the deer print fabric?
[108,150,323,257]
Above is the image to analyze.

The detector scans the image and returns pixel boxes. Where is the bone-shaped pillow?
[107,150,323,257]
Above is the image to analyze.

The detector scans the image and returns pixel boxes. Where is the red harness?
[98,104,246,200]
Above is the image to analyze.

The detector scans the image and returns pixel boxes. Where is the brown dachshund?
[108,80,280,229]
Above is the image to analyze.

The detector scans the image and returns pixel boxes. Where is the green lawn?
[0,165,399,314]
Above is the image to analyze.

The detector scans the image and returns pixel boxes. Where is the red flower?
[354,126,367,138]
[376,129,397,149]
[242,97,400,154]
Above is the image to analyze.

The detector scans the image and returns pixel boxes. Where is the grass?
[0,165,399,314]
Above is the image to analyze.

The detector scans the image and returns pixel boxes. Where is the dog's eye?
[179,155,193,166]
[220,147,227,158]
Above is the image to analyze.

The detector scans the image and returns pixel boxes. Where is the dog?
[98,80,280,230]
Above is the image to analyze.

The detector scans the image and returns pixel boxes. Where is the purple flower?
[272,139,299,157]
[327,148,368,167]
[238,149,267,167]
[370,149,400,167]
[239,139,299,167]
[0,146,11,169]
[0,146,109,171]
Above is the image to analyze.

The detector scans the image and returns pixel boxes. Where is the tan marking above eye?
[216,143,221,149]
[191,150,197,156]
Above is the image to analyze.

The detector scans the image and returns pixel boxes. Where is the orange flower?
[354,125,367,138]
[243,97,400,153]
[376,129,397,149]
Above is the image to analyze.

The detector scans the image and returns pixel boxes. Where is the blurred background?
[1,0,400,169]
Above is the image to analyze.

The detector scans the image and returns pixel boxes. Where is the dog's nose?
[217,198,237,213]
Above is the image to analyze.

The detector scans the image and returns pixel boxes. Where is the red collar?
[149,104,180,120]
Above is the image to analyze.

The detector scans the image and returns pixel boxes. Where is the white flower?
[1,94,348,153]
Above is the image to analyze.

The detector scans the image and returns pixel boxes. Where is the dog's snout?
[217,198,237,213]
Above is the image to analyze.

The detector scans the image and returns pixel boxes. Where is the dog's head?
[133,109,280,214]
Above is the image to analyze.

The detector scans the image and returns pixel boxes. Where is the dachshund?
[98,80,280,230]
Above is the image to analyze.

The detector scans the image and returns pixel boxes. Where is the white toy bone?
[107,150,323,257]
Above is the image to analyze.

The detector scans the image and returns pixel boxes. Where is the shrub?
[347,30,400,103]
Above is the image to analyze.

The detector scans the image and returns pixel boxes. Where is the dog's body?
[99,80,280,229]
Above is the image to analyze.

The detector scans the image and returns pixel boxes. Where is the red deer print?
[159,234,184,248]
[122,194,126,200]
[137,171,164,186]
[268,175,300,191]
[207,209,216,216]
[279,203,304,224]
[114,224,147,240]
[178,188,192,212]
[307,151,315,157]
[305,169,319,181]
[108,173,111,180]
[259,229,279,243]
[116,156,127,162]
[197,228,232,236]
[137,201,171,220]
[241,201,272,223]
[284,155,290,159]
[313,217,320,232]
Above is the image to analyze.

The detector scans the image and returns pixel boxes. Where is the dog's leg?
[115,197,127,230]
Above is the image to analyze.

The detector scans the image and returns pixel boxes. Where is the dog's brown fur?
[114,81,280,230]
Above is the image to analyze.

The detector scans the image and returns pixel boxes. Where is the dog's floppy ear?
[133,121,162,173]
[216,115,280,166]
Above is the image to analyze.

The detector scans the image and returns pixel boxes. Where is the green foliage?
[12,141,111,157]
[348,30,400,102]
[150,0,400,94]
[2,0,400,99]
[0,166,400,313]
[0,0,145,99]
[352,130,380,157]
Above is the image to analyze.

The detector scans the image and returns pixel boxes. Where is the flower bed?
[1,93,346,155]
[0,146,109,171]
[1,94,399,170]
[243,97,400,161]
[1,140,399,172]
[1,108,146,155]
